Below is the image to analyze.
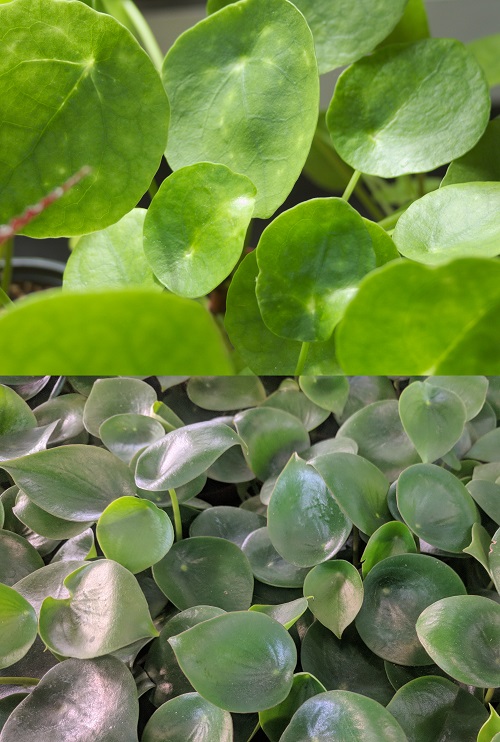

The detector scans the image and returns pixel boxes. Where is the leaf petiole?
[295,341,310,376]
[169,488,183,541]
[341,169,362,202]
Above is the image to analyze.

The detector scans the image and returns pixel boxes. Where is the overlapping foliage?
[0,375,500,740]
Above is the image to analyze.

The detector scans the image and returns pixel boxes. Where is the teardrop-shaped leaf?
[416,595,500,687]
[262,386,329,432]
[0,584,37,669]
[304,560,363,638]
[141,692,233,742]
[397,464,479,552]
[144,163,256,298]
[467,480,500,525]
[299,376,350,415]
[234,408,310,480]
[189,506,266,547]
[33,393,86,446]
[0,423,59,463]
[478,706,500,742]
[0,530,44,586]
[187,376,266,411]
[428,376,489,421]
[0,385,36,435]
[249,597,308,630]
[327,39,490,178]
[0,0,169,237]
[168,611,297,712]
[14,560,87,615]
[398,381,467,462]
[0,657,139,742]
[258,673,326,742]
[83,378,157,437]
[0,290,233,374]
[268,455,351,567]
[241,527,310,588]
[393,183,500,264]
[361,521,417,577]
[1,445,136,521]
[443,118,500,186]
[152,536,254,611]
[356,554,466,666]
[311,452,390,535]
[386,675,488,742]
[301,622,395,704]
[279,690,407,742]
[63,209,160,291]
[469,429,500,462]
[163,0,318,219]
[13,491,93,540]
[336,259,500,375]
[96,496,174,574]
[39,560,158,658]
[100,414,166,464]
[256,198,375,342]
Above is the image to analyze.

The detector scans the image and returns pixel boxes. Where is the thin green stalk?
[294,341,310,376]
[247,720,261,742]
[120,0,164,70]
[341,169,362,202]
[377,203,411,231]
[0,285,13,308]
[484,687,494,705]
[169,488,183,541]
[1,238,13,294]
[0,677,39,686]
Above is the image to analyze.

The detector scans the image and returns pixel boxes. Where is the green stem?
[1,238,13,295]
[295,342,310,376]
[377,203,412,231]
[484,687,494,705]
[169,488,183,541]
[247,720,261,742]
[341,169,362,202]
[0,286,13,308]
[119,0,164,70]
[0,677,39,686]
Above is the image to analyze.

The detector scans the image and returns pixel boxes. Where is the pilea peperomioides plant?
[0,0,499,372]
[1,374,500,740]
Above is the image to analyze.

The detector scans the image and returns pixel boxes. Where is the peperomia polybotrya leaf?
[303,560,363,639]
[99,414,166,464]
[0,0,169,237]
[327,38,490,177]
[162,0,318,219]
[38,560,158,658]
[83,377,157,437]
[0,583,37,669]
[0,384,36,435]
[258,672,326,742]
[168,611,297,712]
[255,198,376,343]
[63,209,161,292]
[0,529,45,586]
[143,163,256,298]
[361,521,417,577]
[241,527,311,588]
[141,692,233,742]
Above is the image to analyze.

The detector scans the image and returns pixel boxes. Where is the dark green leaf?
[299,376,349,415]
[303,561,363,638]
[258,673,325,742]
[241,527,310,588]
[0,584,37,669]
[189,506,266,547]
[83,378,157,437]
[186,376,266,411]
[0,385,36,435]
[262,384,330,431]
[361,521,417,577]
[13,492,93,540]
[141,692,233,742]
[0,530,44,586]
[249,597,309,630]
[467,480,500,524]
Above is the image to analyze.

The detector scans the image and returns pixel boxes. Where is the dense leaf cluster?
[0,0,499,372]
[0,375,500,740]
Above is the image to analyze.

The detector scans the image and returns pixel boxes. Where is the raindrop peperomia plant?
[0,374,500,740]
[0,0,499,373]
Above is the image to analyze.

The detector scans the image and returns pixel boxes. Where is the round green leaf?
[0,423,58,464]
[234,407,310,480]
[356,554,466,666]
[141,692,233,742]
[469,429,500,462]
[256,198,375,342]
[443,118,500,186]
[337,401,419,481]
[304,560,363,638]
[386,675,488,742]
[301,622,395,704]
[225,252,338,375]
[467,480,500,525]
[258,673,326,742]
[96,496,174,573]
[416,595,500,687]
[299,376,349,415]
[336,259,500,374]
[186,376,266,411]
[0,289,233,374]
[399,380,467,462]
[0,530,44,586]
[163,0,319,219]
[268,455,351,567]
[135,420,242,491]
[262,385,330,431]
[0,385,36,436]
[327,39,490,178]
[152,536,254,611]
[144,163,256,298]
[311,452,391,535]
[205,445,254,483]
[241,527,310,588]
[393,183,500,264]
[13,491,93,540]
[0,583,37,669]
[39,560,158,658]
[189,506,266,547]
[397,464,479,552]
[63,209,160,291]
[168,611,297,712]
[83,378,157,437]
[249,597,309,630]
[100,414,166,464]
[14,560,87,615]
[0,656,139,742]
[361,521,417,577]
[279,690,407,742]
[0,0,169,237]
[1,444,136,521]
[428,376,489,421]
[33,393,86,446]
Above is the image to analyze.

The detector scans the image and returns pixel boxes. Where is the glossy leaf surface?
[189,506,266,547]
[361,521,417,577]
[0,530,44,586]
[100,414,166,464]
[14,560,87,615]
[0,385,36,435]
[428,375,488,421]
[0,583,37,669]
[304,560,363,638]
[241,528,310,588]
[299,376,349,415]
[141,692,233,742]
[249,597,308,630]
[186,376,266,411]
[258,673,326,742]
[83,378,157,437]
[13,492,92,540]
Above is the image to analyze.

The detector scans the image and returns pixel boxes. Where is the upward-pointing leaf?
[163,0,319,218]
[0,583,37,669]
